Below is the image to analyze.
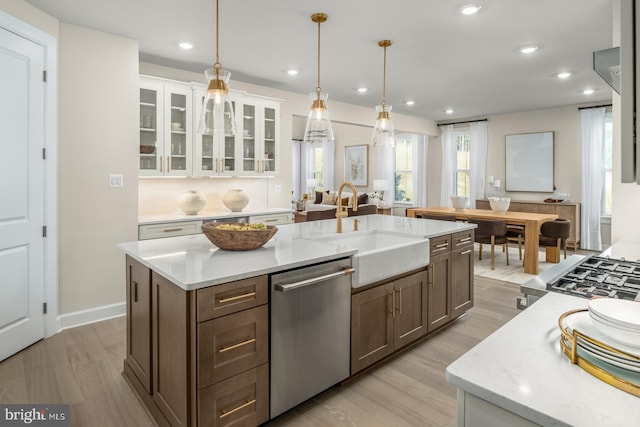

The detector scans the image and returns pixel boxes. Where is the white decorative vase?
[177,190,206,215]
[223,189,249,212]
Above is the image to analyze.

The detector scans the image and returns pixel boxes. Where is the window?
[602,111,613,216]
[394,137,413,202]
[311,145,324,187]
[455,128,471,197]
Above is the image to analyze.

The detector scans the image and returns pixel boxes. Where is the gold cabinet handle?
[219,338,256,353]
[218,291,256,303]
[264,218,278,222]
[167,156,170,173]
[163,227,183,233]
[396,288,402,314]
[430,266,435,288]
[159,155,163,172]
[457,237,472,245]
[220,399,256,419]
[460,249,472,255]
[435,242,449,248]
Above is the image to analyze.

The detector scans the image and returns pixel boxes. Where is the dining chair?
[468,217,509,270]
[506,225,525,260]
[539,219,571,262]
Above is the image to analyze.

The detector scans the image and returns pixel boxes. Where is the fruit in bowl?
[201,222,277,251]
[488,197,511,214]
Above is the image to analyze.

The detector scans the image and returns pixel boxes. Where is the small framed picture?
[344,144,368,186]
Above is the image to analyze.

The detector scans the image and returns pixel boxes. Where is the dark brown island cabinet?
[123,229,475,426]
[350,229,474,374]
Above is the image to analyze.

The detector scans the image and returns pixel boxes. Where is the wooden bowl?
[201,223,277,251]
[140,145,156,154]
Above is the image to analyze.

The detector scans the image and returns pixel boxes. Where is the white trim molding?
[57,302,126,332]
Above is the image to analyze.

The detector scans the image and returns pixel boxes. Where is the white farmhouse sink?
[315,229,430,288]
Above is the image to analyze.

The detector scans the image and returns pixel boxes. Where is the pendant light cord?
[316,19,321,94]
[382,44,387,105]
[214,0,221,75]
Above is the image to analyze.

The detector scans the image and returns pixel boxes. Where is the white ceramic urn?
[223,189,249,212]
[177,190,206,215]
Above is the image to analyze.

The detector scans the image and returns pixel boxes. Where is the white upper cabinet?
[139,76,193,176]
[192,84,281,177]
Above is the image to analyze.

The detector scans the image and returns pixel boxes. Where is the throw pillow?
[357,193,369,205]
[314,191,325,204]
[321,191,337,205]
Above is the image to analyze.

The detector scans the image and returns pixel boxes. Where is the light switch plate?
[109,174,123,187]
[275,184,282,193]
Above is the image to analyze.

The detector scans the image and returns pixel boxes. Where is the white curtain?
[581,107,606,251]
[323,140,335,191]
[412,134,428,206]
[440,124,456,206]
[469,121,488,208]
[376,144,395,201]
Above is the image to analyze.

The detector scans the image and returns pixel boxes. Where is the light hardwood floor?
[0,276,522,427]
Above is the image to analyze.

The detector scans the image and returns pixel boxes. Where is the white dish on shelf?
[589,298,640,330]
[564,311,640,357]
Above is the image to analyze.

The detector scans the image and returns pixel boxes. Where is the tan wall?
[0,0,58,36]
[58,23,139,314]
[428,105,584,206]
[139,62,438,213]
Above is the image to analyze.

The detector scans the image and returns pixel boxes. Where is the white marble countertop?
[446,292,640,426]
[119,214,475,291]
[138,207,294,225]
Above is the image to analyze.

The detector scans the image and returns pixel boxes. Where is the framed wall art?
[344,144,368,186]
[505,131,554,192]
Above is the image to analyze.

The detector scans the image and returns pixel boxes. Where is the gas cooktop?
[546,256,640,301]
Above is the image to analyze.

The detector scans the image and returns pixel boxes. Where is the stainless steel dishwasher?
[270,258,353,419]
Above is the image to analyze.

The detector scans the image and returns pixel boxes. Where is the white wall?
[0,0,57,36]
[611,0,640,243]
[58,23,139,314]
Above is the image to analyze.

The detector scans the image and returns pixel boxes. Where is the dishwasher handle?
[274,267,355,293]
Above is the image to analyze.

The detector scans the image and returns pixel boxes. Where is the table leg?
[523,220,540,275]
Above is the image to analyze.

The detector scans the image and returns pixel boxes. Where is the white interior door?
[0,27,46,362]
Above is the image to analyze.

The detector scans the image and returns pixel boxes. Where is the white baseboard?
[57,301,126,332]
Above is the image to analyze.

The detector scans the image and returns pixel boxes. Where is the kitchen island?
[119,215,476,426]
[446,284,640,426]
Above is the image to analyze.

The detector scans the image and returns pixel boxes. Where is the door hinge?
[42,148,46,160]
[42,226,47,237]
[43,70,47,82]
[43,303,47,314]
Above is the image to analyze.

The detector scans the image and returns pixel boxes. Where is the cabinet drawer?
[138,220,202,240]
[430,234,452,256]
[199,363,269,427]
[198,305,268,388]
[249,213,292,225]
[452,230,474,248]
[197,275,268,321]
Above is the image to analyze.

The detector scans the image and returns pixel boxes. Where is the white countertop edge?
[138,207,294,225]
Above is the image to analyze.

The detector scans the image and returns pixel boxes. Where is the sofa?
[294,190,378,223]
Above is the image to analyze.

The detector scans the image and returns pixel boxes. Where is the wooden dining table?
[406,207,558,275]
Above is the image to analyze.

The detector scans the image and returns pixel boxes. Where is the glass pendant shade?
[304,91,334,143]
[198,68,236,136]
[371,103,395,147]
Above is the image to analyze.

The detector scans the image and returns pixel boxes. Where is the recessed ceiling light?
[557,72,572,79]
[445,109,454,114]
[520,46,538,54]
[583,89,595,95]
[179,42,193,50]
[460,4,481,15]
[287,69,299,76]
[404,100,415,106]
[356,87,368,93]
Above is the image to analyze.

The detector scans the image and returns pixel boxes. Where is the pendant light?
[304,13,334,144]
[198,0,237,137]
[372,40,395,148]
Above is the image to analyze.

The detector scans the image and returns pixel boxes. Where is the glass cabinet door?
[165,88,191,175]
[263,106,277,173]
[222,101,237,173]
[139,87,160,173]
[242,103,257,173]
